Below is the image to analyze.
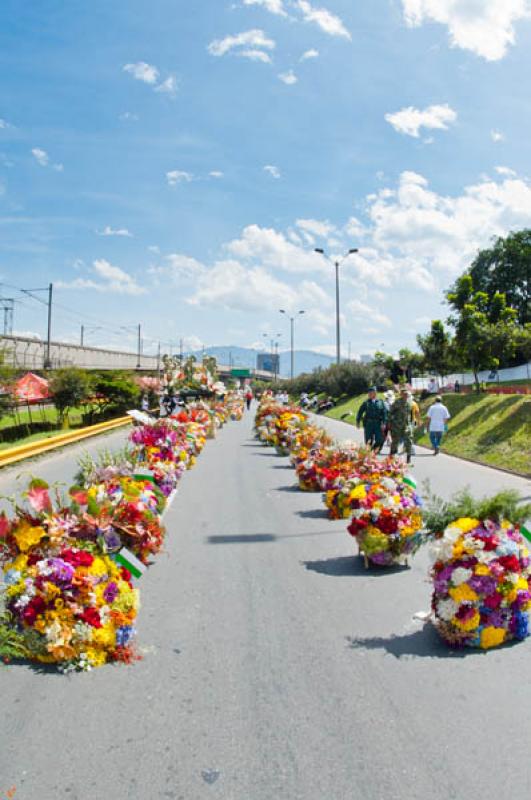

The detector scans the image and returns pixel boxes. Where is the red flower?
[498,555,520,573]
[79,607,102,628]
[61,548,94,568]
[22,596,46,626]
[347,518,368,537]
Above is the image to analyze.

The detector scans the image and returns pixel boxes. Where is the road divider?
[0,416,133,468]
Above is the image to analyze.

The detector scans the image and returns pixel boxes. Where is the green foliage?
[281,360,373,398]
[49,368,91,421]
[417,320,453,378]
[92,374,140,416]
[0,612,29,661]
[446,274,521,387]
[465,229,531,325]
[423,486,531,534]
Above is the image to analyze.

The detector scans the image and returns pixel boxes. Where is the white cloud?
[239,49,273,63]
[97,226,133,237]
[31,148,49,167]
[348,299,392,329]
[119,111,139,121]
[491,129,505,142]
[301,48,320,60]
[402,0,531,61]
[263,164,281,179]
[155,75,178,95]
[123,61,159,84]
[495,166,517,177]
[188,259,298,312]
[296,0,351,40]
[365,169,531,284]
[226,223,325,273]
[209,171,224,178]
[165,253,206,280]
[0,118,13,129]
[243,0,288,15]
[166,170,194,185]
[208,29,275,57]
[57,259,145,295]
[385,103,457,138]
[343,216,367,239]
[148,245,160,254]
[296,218,335,237]
[278,69,298,84]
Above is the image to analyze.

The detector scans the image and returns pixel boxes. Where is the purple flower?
[103,582,119,603]
[469,575,497,595]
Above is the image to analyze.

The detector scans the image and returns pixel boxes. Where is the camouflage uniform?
[356,397,387,450]
[389,396,413,461]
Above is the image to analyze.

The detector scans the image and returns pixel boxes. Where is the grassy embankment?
[0,406,86,452]
[326,393,531,477]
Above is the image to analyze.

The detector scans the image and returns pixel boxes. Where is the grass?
[326,392,531,477]
[0,405,85,430]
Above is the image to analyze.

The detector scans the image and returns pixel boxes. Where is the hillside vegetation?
[325,393,530,476]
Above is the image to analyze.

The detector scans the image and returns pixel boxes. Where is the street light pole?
[279,310,304,379]
[315,248,358,366]
[137,323,142,369]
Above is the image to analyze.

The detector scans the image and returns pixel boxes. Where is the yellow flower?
[85,647,107,667]
[449,584,478,604]
[516,577,529,591]
[92,626,116,648]
[453,518,480,533]
[480,626,506,649]
[452,543,465,559]
[475,565,491,576]
[13,521,46,552]
[349,485,367,500]
[89,557,110,578]
[452,610,480,632]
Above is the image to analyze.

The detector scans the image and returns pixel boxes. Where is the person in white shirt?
[426,396,450,454]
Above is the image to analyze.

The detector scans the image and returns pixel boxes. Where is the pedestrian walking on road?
[426,395,451,454]
[389,386,414,463]
[355,386,387,450]
[245,388,253,410]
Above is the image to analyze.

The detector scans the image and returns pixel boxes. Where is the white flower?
[442,525,462,543]
[430,539,454,563]
[436,598,459,621]
[450,567,472,586]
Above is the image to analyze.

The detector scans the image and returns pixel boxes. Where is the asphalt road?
[0,408,530,800]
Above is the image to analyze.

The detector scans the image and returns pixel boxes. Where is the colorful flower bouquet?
[324,453,405,519]
[0,482,139,670]
[424,489,531,649]
[347,475,425,567]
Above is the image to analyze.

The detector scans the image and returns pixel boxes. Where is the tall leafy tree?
[416,320,452,379]
[451,230,531,325]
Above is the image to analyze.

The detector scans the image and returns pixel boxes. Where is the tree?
[452,230,531,325]
[447,275,520,390]
[417,320,452,379]
[49,368,91,423]
[92,373,140,417]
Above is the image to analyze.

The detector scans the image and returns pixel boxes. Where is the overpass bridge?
[0,335,275,381]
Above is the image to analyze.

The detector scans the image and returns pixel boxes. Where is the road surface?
[0,408,530,799]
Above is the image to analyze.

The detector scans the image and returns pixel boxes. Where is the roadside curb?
[0,416,132,468]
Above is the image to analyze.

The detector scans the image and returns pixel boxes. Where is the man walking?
[389,386,414,463]
[426,395,451,454]
[356,386,387,450]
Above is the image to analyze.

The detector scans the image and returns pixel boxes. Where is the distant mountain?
[186,345,334,378]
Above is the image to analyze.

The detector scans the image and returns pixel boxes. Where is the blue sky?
[1,0,531,359]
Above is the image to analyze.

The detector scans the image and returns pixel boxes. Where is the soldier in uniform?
[389,386,414,463]
[355,386,387,450]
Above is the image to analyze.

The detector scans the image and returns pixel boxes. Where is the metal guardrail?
[0,416,133,468]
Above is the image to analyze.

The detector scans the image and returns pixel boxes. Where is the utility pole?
[80,325,84,347]
[315,249,358,365]
[279,310,304,380]
[136,323,141,369]
[179,338,183,366]
[156,341,161,376]
[45,283,53,369]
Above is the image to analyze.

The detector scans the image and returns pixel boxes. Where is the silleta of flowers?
[431,517,531,649]
[0,389,244,670]
[347,475,425,567]
[324,452,405,519]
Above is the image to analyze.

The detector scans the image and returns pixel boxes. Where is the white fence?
[412,362,530,390]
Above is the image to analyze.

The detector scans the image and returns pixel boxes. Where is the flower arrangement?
[424,489,531,649]
[347,475,425,566]
[324,453,405,519]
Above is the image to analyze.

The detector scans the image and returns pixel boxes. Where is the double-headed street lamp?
[314,248,358,366]
[279,309,304,380]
